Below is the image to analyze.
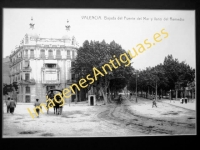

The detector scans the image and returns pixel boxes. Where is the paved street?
[3,96,196,137]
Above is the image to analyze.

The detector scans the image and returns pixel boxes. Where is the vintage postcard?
[2,8,196,137]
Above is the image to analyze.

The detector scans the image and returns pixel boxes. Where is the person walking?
[5,97,11,113]
[34,99,41,118]
[152,97,157,108]
[9,98,16,114]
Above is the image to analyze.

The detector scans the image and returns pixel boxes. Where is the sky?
[3,9,195,70]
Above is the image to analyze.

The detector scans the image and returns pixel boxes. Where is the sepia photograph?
[2,8,196,137]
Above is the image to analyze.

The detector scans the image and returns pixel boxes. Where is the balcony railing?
[18,79,36,85]
[48,55,54,59]
[30,54,35,59]
[56,55,62,59]
[40,55,46,59]
[66,55,71,59]
[21,67,32,72]
[42,80,60,84]
[24,54,28,59]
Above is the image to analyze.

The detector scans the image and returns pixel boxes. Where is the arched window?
[40,49,45,58]
[25,86,30,93]
[30,49,34,58]
[56,50,61,55]
[67,50,71,59]
[56,50,61,59]
[48,50,53,59]
[24,50,28,58]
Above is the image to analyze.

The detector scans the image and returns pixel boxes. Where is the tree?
[128,54,195,100]
[73,40,133,104]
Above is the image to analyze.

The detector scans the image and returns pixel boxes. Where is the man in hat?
[5,97,11,113]
[10,98,16,114]
[34,99,41,118]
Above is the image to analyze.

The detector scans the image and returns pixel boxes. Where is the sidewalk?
[127,96,196,111]
[159,99,196,111]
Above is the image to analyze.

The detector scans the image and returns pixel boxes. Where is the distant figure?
[118,94,122,104]
[34,99,41,118]
[9,98,16,114]
[5,97,11,113]
[130,93,132,99]
[180,98,184,104]
[184,97,188,104]
[152,98,157,108]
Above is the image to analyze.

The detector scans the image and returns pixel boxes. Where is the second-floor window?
[25,73,30,81]
[26,86,30,93]
[67,50,70,59]
[24,50,28,57]
[40,49,45,57]
[30,49,34,58]
[24,60,29,68]
[56,50,61,56]
[48,50,53,58]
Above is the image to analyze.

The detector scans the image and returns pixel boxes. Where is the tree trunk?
[100,87,107,104]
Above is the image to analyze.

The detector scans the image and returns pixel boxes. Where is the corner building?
[9,18,78,103]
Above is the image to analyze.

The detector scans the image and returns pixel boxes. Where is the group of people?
[180,97,188,104]
[5,97,16,114]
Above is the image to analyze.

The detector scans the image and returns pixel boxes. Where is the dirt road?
[3,97,195,137]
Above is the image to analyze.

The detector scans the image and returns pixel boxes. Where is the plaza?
[3,96,196,137]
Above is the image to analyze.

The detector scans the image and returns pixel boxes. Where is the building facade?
[9,18,78,103]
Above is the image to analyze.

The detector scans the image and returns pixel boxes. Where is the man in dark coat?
[6,97,11,113]
[10,98,16,114]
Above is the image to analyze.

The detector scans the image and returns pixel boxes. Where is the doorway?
[90,96,94,105]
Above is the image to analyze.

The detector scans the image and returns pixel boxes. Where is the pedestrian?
[34,99,41,118]
[59,99,64,115]
[152,98,157,108]
[180,98,183,104]
[5,97,11,113]
[185,97,187,104]
[118,94,122,104]
[9,98,16,114]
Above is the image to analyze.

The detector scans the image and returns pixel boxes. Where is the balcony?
[48,55,54,59]
[21,67,32,72]
[66,55,71,59]
[18,79,36,85]
[42,80,61,87]
[23,54,28,59]
[56,55,62,59]
[30,54,35,59]
[40,55,46,59]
